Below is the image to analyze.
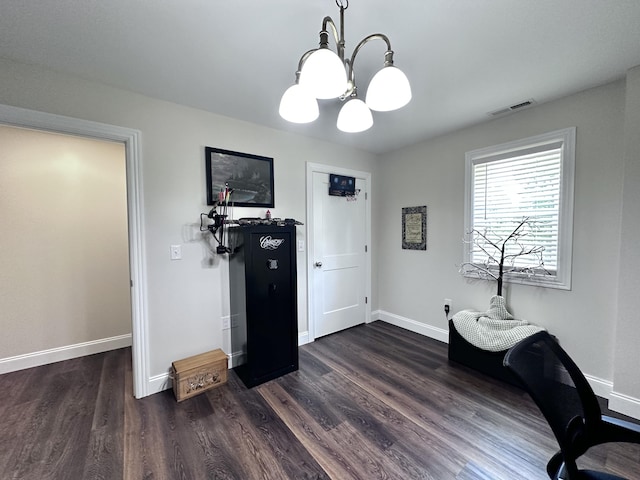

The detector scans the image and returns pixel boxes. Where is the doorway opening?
[0,104,148,398]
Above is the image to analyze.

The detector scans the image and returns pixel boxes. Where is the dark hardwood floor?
[1,321,639,479]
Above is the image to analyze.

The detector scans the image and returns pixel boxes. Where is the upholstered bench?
[447,295,547,387]
[448,319,521,387]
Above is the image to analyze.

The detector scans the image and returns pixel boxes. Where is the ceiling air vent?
[489,99,536,117]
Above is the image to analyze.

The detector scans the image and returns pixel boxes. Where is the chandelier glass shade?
[336,97,373,133]
[278,84,319,123]
[299,48,348,99]
[366,65,412,112]
[279,1,411,133]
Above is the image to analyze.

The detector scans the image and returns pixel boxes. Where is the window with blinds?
[464,128,576,290]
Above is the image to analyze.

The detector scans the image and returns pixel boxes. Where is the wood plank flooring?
[1,321,639,479]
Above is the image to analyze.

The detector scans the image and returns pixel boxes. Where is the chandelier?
[279,0,412,133]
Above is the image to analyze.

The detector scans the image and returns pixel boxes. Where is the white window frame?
[463,127,576,290]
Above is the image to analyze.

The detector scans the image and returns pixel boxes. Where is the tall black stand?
[229,225,298,388]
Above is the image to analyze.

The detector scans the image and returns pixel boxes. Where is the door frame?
[305,162,372,342]
[0,104,149,399]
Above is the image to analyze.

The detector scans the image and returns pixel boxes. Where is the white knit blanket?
[452,295,544,352]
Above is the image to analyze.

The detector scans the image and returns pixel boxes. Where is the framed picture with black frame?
[402,205,427,250]
[205,146,275,207]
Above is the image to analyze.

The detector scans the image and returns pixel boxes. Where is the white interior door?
[310,170,367,338]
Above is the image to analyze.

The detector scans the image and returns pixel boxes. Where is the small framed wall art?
[205,146,274,207]
[402,205,427,250]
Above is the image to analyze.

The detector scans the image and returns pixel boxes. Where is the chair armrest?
[599,415,640,444]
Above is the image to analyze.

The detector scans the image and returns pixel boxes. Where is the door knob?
[314,261,323,267]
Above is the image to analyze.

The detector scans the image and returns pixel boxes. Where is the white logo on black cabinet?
[260,236,285,250]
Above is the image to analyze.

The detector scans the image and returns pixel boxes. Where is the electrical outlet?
[170,244,182,260]
[444,298,452,316]
[222,316,230,330]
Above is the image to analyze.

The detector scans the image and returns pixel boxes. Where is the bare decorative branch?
[459,217,549,295]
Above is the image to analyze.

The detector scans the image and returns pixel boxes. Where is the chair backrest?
[503,331,603,477]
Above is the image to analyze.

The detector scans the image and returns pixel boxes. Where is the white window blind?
[472,145,561,271]
[464,128,575,290]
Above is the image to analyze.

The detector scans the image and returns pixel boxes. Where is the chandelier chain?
[336,0,349,10]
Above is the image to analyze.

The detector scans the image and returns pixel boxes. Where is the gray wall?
[0,126,130,361]
[375,74,640,417]
[612,66,640,414]
[1,55,638,417]
[0,57,379,386]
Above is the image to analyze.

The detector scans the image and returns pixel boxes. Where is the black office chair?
[503,331,640,480]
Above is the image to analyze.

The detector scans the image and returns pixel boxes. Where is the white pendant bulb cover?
[299,48,348,99]
[281,3,411,132]
[366,65,412,112]
[279,84,319,123]
[337,98,373,133]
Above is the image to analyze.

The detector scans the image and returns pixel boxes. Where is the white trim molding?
[463,127,576,291]
[305,162,372,342]
[298,330,311,346]
[376,310,449,343]
[0,334,132,375]
[150,332,315,395]
[0,104,149,399]
[583,374,613,402]
[609,390,640,420]
[374,309,636,417]
[228,352,247,369]
[147,372,172,396]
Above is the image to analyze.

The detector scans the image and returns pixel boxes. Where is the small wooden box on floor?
[172,349,228,402]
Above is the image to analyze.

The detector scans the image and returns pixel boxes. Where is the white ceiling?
[1,0,640,154]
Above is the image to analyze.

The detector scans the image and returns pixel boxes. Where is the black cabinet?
[229,225,298,388]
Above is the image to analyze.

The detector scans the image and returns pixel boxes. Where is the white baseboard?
[147,331,314,395]
[225,332,310,370]
[142,315,640,420]
[298,330,310,346]
[147,350,239,396]
[375,309,640,418]
[609,390,640,419]
[583,374,613,401]
[0,334,132,375]
[376,310,449,343]
[147,372,172,395]
[228,351,246,369]
[221,332,310,370]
